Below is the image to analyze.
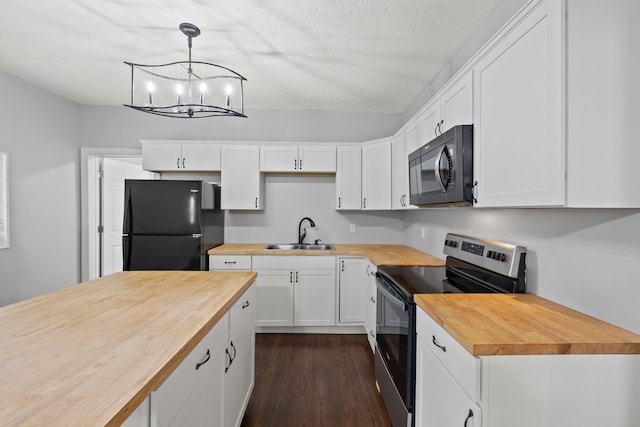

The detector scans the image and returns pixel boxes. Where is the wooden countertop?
[208,243,445,267]
[416,294,640,356]
[0,270,256,426]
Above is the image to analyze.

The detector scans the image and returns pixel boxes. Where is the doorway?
[81,149,154,281]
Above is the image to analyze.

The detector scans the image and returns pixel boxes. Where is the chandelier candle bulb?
[146,81,154,106]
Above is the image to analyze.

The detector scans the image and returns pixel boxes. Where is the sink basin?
[263,243,336,251]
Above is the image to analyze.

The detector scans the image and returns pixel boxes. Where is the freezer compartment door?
[124,180,203,235]
[123,235,203,271]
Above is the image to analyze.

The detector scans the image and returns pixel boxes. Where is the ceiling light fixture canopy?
[124,22,247,118]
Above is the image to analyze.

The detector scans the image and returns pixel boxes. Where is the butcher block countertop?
[208,243,445,267]
[416,293,640,356]
[0,270,256,427]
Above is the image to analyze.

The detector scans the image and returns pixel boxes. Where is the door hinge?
[97,225,104,233]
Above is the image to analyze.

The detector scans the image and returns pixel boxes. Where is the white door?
[101,158,152,276]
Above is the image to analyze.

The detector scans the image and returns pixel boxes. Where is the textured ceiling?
[0,0,503,113]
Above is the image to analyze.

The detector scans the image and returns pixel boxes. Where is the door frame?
[80,148,146,281]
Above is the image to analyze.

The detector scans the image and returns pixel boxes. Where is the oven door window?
[420,145,454,194]
[376,285,411,405]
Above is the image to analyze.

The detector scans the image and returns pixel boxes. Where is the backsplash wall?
[225,175,404,244]
[403,208,640,334]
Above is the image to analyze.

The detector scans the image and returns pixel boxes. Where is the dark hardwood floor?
[241,333,392,427]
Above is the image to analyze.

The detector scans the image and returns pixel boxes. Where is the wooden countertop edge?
[208,244,445,267]
[109,273,256,426]
[417,294,640,356]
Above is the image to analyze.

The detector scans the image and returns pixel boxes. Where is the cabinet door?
[298,146,336,172]
[440,72,473,131]
[473,0,564,207]
[167,348,226,427]
[336,146,362,210]
[260,146,298,172]
[365,262,377,352]
[391,133,407,210]
[417,102,441,146]
[143,142,182,171]
[294,268,336,326]
[227,284,256,427]
[338,258,367,324]
[181,143,221,171]
[415,336,482,427]
[221,145,263,210]
[254,269,294,327]
[362,139,391,210]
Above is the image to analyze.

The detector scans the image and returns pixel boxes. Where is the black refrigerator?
[122,180,224,271]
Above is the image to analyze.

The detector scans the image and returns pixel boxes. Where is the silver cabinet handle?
[290,271,293,283]
[177,157,181,168]
[242,301,250,309]
[363,197,367,209]
[255,197,258,208]
[338,197,342,208]
[341,260,345,272]
[299,158,302,170]
[369,330,375,338]
[294,159,297,170]
[295,271,299,283]
[370,297,375,303]
[224,261,236,265]
[182,157,186,169]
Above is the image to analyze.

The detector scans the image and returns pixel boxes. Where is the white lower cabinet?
[337,257,367,324]
[415,308,640,427]
[253,256,336,327]
[150,283,255,427]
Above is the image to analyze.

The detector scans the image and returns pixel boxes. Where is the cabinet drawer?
[151,314,229,427]
[416,308,480,401]
[210,255,252,270]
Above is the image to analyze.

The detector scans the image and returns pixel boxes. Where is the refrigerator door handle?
[123,188,134,270]
[192,234,202,238]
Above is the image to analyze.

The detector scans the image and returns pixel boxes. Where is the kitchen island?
[0,270,256,426]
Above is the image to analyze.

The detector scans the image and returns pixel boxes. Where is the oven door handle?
[377,282,409,312]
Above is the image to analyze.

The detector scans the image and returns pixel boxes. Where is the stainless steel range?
[374,233,527,427]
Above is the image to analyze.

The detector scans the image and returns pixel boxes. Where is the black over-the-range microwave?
[408,124,473,207]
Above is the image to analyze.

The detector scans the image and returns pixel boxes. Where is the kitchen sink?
[263,243,336,250]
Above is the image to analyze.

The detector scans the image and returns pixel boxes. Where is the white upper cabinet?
[472,0,565,207]
[221,145,263,210]
[565,0,640,207]
[440,72,473,132]
[391,123,420,210]
[362,138,392,210]
[260,145,336,172]
[336,146,362,210]
[142,141,221,172]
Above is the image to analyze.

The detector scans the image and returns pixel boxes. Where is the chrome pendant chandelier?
[124,23,247,118]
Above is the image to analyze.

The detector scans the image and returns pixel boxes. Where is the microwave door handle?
[434,145,447,192]
[377,282,408,312]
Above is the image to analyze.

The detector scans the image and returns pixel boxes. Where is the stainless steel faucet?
[298,217,316,244]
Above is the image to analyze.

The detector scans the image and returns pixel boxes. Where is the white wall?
[80,106,403,147]
[404,208,640,335]
[225,175,403,244]
[0,71,81,306]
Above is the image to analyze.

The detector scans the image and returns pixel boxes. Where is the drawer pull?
[224,261,237,265]
[432,335,446,352]
[463,409,474,427]
[242,301,250,309]
[225,348,231,373]
[195,349,211,370]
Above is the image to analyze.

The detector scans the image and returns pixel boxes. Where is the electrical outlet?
[421,227,426,238]
[350,224,356,233]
